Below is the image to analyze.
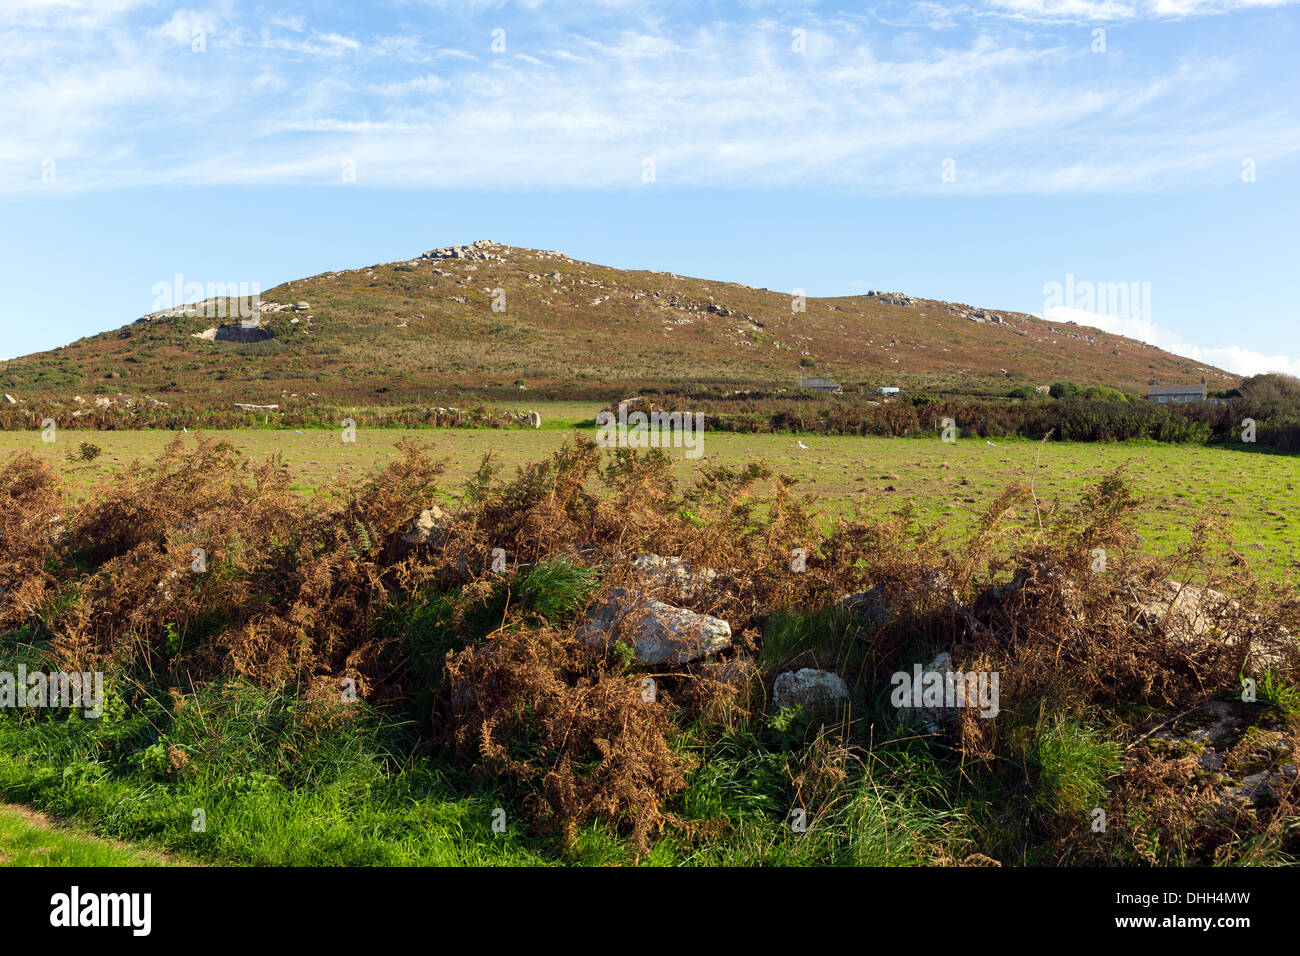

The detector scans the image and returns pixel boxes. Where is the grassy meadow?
[0,804,173,867]
[3,401,1295,579]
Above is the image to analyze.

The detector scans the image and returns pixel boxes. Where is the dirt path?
[0,803,180,866]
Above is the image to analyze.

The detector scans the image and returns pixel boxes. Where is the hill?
[0,239,1233,411]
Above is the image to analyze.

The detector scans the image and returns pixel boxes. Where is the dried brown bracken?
[0,433,1295,860]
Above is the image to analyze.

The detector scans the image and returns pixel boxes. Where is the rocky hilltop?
[0,240,1231,409]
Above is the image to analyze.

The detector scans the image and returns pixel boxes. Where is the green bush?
[1027,717,1122,815]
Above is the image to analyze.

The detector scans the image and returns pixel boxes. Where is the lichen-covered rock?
[771,668,849,710]
[401,505,452,548]
[199,324,274,343]
[577,587,731,665]
[1129,580,1293,672]
[839,588,890,625]
[839,569,961,625]
[702,655,757,687]
[1132,581,1235,643]
[420,239,505,262]
[1139,699,1298,818]
[629,553,719,599]
[912,651,959,733]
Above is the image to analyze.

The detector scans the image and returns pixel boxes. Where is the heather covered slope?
[0,240,1232,410]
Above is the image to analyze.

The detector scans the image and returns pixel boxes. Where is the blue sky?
[1,0,1298,374]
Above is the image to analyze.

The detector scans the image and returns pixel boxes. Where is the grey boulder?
[772,668,849,709]
[577,587,731,665]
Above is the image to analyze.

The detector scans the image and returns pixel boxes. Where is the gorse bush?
[0,434,1296,863]
[611,387,1284,446]
[0,400,540,433]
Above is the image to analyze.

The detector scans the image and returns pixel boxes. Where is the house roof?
[1147,385,1205,396]
[799,377,840,388]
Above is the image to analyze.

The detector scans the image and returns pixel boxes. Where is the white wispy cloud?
[1046,305,1299,375]
[151,9,214,45]
[985,0,1300,21]
[0,0,154,28]
[0,2,1296,194]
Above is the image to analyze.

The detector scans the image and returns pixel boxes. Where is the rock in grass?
[630,553,719,597]
[1129,580,1293,672]
[401,505,452,548]
[911,652,958,733]
[577,587,731,665]
[772,668,849,710]
[702,655,758,686]
[839,588,891,625]
[1140,699,1298,817]
[839,570,962,625]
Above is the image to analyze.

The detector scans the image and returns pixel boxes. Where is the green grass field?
[4,414,1296,578]
[0,677,969,867]
[0,805,172,867]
